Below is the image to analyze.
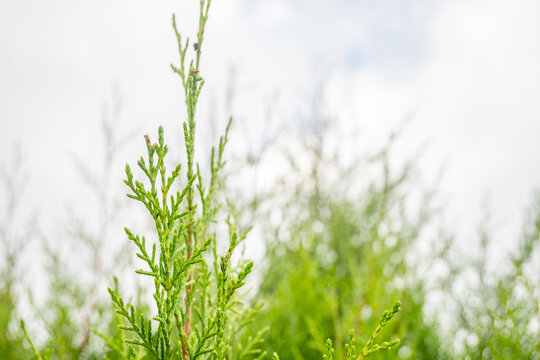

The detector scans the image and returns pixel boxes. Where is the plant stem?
[181,3,212,358]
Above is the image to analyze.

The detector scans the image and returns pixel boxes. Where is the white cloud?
[1,0,539,270]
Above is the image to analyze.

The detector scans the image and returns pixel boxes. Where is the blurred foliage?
[437,194,540,360]
[0,11,539,359]
[241,123,449,359]
[1,108,539,359]
[1,129,539,359]
[1,89,143,359]
[0,148,34,358]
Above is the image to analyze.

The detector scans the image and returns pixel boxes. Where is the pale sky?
[1,0,540,271]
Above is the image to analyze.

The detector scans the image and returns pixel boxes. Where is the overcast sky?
[1,0,540,263]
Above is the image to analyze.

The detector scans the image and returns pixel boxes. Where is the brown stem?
[182,223,194,359]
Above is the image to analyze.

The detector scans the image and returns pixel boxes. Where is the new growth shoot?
[106,1,254,358]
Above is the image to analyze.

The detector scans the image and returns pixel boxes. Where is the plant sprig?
[106,1,258,359]
[299,301,401,360]
[358,301,401,359]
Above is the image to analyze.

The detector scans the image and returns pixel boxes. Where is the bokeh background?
[1,0,540,359]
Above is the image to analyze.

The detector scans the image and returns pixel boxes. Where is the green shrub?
[438,195,540,359]
[245,125,448,359]
[100,1,261,358]
[11,2,540,360]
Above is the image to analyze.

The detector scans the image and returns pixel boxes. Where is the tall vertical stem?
[181,2,212,358]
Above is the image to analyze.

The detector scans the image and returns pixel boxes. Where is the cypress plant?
[102,1,257,358]
[244,122,447,359]
[20,2,404,359]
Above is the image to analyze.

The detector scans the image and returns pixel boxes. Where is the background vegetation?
[1,2,539,359]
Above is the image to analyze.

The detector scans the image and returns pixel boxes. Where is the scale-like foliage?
[103,2,258,359]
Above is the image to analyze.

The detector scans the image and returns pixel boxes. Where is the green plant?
[8,1,540,359]
[16,88,137,360]
[437,195,540,359]
[103,1,260,359]
[243,115,447,359]
[322,301,401,360]
[0,149,34,359]
[358,301,401,358]
[272,301,400,360]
